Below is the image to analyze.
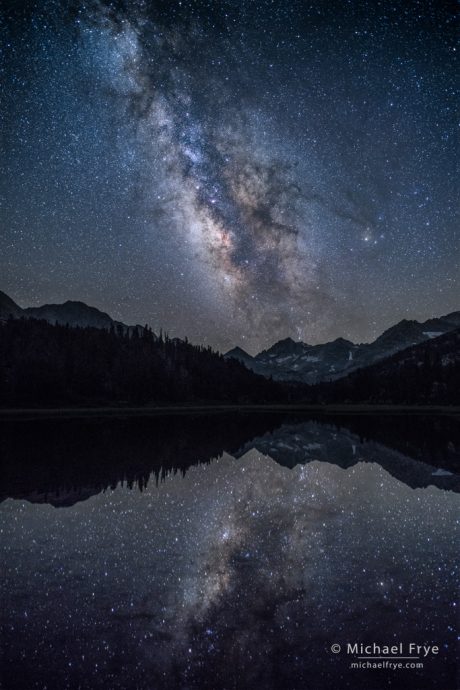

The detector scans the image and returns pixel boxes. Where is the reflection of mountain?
[1,412,458,506]
[0,413,283,506]
[313,412,460,468]
[236,420,460,492]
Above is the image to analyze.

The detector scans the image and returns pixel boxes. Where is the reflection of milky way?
[2,449,458,689]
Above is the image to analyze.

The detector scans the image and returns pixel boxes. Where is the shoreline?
[0,403,459,421]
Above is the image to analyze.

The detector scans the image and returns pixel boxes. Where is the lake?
[1,412,459,689]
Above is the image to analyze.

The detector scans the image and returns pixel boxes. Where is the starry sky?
[1,0,458,353]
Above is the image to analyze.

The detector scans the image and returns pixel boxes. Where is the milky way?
[1,1,458,352]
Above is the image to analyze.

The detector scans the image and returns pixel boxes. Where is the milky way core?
[1,1,458,352]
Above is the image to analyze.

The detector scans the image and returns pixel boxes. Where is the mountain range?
[225,312,460,383]
[1,289,459,387]
[0,289,135,332]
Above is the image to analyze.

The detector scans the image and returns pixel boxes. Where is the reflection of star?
[2,420,459,689]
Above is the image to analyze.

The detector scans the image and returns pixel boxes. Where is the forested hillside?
[0,318,281,406]
[312,329,460,405]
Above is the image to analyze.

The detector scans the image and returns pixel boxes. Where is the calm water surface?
[1,413,459,689]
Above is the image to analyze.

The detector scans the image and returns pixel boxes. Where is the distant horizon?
[2,285,458,356]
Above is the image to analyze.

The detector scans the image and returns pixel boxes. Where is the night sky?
[1,0,458,353]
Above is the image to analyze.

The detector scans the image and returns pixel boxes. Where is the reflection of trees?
[1,412,458,505]
[0,413,283,504]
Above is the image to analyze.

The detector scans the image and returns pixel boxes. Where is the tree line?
[0,318,283,406]
[1,317,458,407]
[310,329,460,405]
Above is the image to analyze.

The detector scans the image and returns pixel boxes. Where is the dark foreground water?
[1,413,459,690]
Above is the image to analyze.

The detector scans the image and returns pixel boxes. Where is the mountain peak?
[431,311,460,328]
[263,337,308,357]
[0,290,22,319]
[23,299,116,329]
[331,337,354,346]
[374,319,422,342]
[62,300,92,307]
[224,346,254,362]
